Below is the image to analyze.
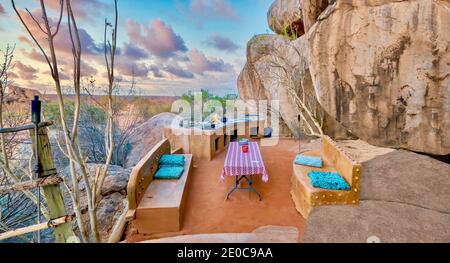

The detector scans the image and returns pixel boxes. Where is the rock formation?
[308,0,450,155]
[267,0,330,37]
[125,112,178,168]
[303,147,450,243]
[4,86,41,105]
[238,32,351,138]
[61,164,131,242]
[301,0,330,32]
[238,0,450,155]
[268,0,305,37]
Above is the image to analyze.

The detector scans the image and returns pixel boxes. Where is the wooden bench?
[126,139,193,234]
[290,136,362,218]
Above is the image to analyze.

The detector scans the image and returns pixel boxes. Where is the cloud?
[126,19,188,59]
[16,8,103,80]
[58,71,71,80]
[190,0,239,21]
[204,33,239,53]
[21,48,44,62]
[14,61,39,80]
[80,60,98,77]
[52,25,102,56]
[163,64,194,79]
[8,71,19,80]
[149,65,164,78]
[18,36,33,46]
[44,69,70,80]
[17,8,102,57]
[116,61,149,77]
[122,43,149,60]
[37,0,111,23]
[186,49,233,74]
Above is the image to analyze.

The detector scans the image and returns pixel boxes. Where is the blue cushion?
[307,171,350,190]
[159,155,185,167]
[154,166,185,180]
[295,155,323,168]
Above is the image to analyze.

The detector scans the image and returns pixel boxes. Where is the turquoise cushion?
[307,171,350,190]
[295,155,323,168]
[159,155,185,167]
[154,166,185,180]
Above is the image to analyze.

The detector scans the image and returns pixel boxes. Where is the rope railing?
[0,175,63,195]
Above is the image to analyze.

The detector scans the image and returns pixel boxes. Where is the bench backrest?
[322,136,361,190]
[127,139,171,211]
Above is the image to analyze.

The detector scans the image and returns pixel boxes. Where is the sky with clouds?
[0,0,273,96]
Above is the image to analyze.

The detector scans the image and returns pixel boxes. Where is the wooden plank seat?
[126,139,193,234]
[291,136,362,218]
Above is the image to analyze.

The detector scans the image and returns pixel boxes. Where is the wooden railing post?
[29,97,76,243]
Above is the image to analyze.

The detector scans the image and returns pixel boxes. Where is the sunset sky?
[0,0,273,96]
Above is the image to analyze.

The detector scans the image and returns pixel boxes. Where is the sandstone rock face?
[243,0,450,154]
[267,0,332,36]
[303,149,450,243]
[125,112,178,168]
[308,0,450,155]
[303,200,450,243]
[238,34,351,138]
[301,0,330,31]
[268,0,305,37]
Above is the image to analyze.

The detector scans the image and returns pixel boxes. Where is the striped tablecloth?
[220,142,269,183]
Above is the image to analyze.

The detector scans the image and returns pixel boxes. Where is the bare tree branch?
[51,0,65,38]
[11,1,54,76]
[24,8,47,35]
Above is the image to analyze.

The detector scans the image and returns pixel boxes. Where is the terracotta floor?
[128,138,306,242]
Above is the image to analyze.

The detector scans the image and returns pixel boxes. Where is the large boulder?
[308,0,450,155]
[96,193,127,243]
[301,0,331,31]
[268,0,305,37]
[303,200,450,243]
[62,163,131,198]
[238,34,352,138]
[267,0,332,37]
[125,112,178,168]
[61,163,131,242]
[303,148,450,243]
[4,85,41,105]
[100,165,132,196]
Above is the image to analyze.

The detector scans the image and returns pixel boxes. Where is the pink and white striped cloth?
[220,142,269,183]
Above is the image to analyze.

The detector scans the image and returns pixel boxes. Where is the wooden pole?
[29,126,76,243]
[0,216,72,241]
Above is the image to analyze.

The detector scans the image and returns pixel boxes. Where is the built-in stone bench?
[126,139,193,234]
[291,136,362,218]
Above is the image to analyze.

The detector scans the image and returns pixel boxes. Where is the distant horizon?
[0,0,273,96]
[10,83,239,98]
